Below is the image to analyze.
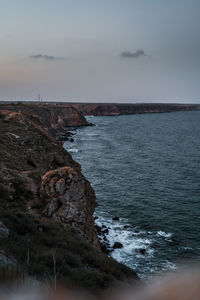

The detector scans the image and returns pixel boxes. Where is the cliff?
[0,103,92,140]
[70,103,199,116]
[0,106,138,291]
[0,109,98,244]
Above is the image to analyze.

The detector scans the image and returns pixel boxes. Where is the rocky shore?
[95,218,124,254]
[0,103,138,291]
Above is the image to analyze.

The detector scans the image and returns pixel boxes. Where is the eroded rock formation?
[40,166,97,244]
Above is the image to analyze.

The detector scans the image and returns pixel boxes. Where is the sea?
[63,110,200,280]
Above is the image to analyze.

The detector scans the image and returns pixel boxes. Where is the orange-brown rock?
[40,166,97,244]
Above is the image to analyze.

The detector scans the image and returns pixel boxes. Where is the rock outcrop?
[40,166,97,244]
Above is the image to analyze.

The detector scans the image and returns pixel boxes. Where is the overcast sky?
[0,0,200,103]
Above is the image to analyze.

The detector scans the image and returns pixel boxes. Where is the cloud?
[29,54,64,60]
[120,49,146,58]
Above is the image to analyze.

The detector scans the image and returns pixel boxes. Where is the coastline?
[65,111,200,281]
[69,102,200,116]
[0,102,199,288]
[0,104,139,291]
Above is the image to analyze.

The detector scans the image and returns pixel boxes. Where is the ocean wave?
[68,148,79,153]
[96,215,154,260]
[156,231,173,239]
[180,246,193,251]
[95,213,177,280]
[162,260,177,270]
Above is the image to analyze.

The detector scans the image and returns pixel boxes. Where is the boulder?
[138,248,146,255]
[102,228,109,234]
[113,242,123,249]
[124,225,132,229]
[95,225,102,234]
[112,216,119,221]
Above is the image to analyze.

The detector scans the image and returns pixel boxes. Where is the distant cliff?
[70,103,199,116]
[0,105,138,290]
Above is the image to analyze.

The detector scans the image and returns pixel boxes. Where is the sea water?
[64,111,200,280]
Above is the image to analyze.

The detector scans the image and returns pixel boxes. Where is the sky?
[0,0,200,103]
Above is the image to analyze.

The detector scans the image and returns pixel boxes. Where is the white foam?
[85,115,94,118]
[95,213,177,280]
[157,231,173,239]
[68,148,79,153]
[162,260,177,270]
[181,246,193,251]
[96,215,153,258]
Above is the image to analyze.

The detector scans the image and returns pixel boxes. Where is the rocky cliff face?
[0,104,92,140]
[40,166,97,243]
[0,109,97,245]
[0,105,138,290]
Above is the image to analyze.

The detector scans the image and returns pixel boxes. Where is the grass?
[0,203,137,291]
[0,265,25,285]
